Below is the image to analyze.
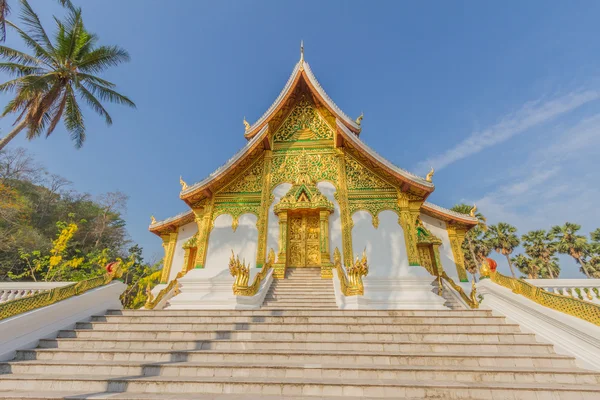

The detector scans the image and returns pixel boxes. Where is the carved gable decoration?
[218,156,264,194]
[345,154,394,190]
[271,150,338,188]
[273,97,334,142]
[416,217,442,245]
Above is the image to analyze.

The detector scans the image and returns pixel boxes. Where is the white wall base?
[0,281,126,361]
[165,267,272,310]
[478,279,600,371]
[333,269,447,310]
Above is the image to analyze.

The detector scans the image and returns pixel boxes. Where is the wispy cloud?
[416,90,599,173]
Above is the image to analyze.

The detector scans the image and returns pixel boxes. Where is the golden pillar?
[447,223,469,282]
[159,231,178,283]
[397,192,421,266]
[273,212,288,279]
[336,151,353,267]
[319,210,333,278]
[192,198,214,269]
[255,151,273,268]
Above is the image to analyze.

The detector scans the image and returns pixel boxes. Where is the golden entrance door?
[288,212,321,267]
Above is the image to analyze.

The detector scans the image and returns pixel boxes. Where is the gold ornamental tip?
[479,258,491,278]
[150,215,157,225]
[179,176,188,191]
[425,167,434,182]
[470,204,477,217]
[355,112,364,125]
[243,117,250,131]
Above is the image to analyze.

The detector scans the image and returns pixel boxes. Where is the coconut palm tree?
[451,204,487,269]
[0,0,73,42]
[551,223,591,278]
[0,1,134,151]
[522,229,558,278]
[486,222,520,278]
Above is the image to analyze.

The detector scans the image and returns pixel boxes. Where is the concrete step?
[1,374,599,398]
[90,315,508,325]
[74,322,522,334]
[36,338,555,353]
[104,309,494,317]
[3,361,599,385]
[263,295,337,301]
[16,348,577,368]
[58,329,534,342]
[261,302,337,308]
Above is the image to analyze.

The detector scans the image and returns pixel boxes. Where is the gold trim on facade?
[447,223,469,282]
[159,231,178,283]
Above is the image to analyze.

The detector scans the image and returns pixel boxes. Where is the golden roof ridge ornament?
[470,204,477,218]
[179,176,188,191]
[243,116,250,131]
[150,215,157,225]
[425,167,434,182]
[355,112,364,126]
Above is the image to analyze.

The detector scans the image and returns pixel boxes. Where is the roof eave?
[421,202,478,227]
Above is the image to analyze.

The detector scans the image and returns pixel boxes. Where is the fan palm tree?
[551,223,591,278]
[0,1,134,151]
[539,256,561,279]
[486,222,520,278]
[512,254,534,279]
[0,0,73,41]
[522,229,557,278]
[451,203,487,270]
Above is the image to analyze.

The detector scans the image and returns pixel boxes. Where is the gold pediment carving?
[273,96,334,143]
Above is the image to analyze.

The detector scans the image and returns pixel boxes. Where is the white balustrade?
[0,282,72,304]
[525,279,600,305]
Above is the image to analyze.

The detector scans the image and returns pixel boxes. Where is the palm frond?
[6,21,55,67]
[18,0,54,53]
[77,46,130,73]
[46,89,67,137]
[83,80,135,108]
[0,0,9,42]
[77,72,116,88]
[64,87,85,148]
[0,61,43,76]
[76,81,112,125]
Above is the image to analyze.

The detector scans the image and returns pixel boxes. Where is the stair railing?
[144,270,185,310]
[488,270,600,326]
[229,248,276,296]
[332,247,369,296]
[437,272,479,309]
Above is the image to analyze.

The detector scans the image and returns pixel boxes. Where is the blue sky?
[1,1,599,277]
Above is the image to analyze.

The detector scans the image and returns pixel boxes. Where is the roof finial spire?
[243,116,250,131]
[426,167,435,182]
[300,40,304,63]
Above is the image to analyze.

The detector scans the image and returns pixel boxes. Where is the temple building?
[148,46,478,309]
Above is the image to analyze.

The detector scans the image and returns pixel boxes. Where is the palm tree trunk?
[0,120,28,151]
[505,254,517,278]
[547,264,555,279]
[577,256,591,278]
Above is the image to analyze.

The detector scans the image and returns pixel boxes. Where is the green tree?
[451,204,488,272]
[512,253,534,278]
[0,1,135,151]
[522,229,558,278]
[584,229,600,278]
[486,222,520,278]
[551,223,591,278]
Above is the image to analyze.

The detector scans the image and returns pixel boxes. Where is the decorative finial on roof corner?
[243,116,250,131]
[425,167,434,183]
[180,176,188,191]
[150,215,157,225]
[355,112,364,126]
[470,204,477,218]
[300,40,304,63]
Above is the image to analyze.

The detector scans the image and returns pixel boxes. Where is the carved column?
[336,151,353,267]
[447,223,469,282]
[397,192,420,266]
[192,198,214,269]
[255,150,273,268]
[432,244,444,275]
[159,231,178,283]
[319,210,333,278]
[274,212,288,279]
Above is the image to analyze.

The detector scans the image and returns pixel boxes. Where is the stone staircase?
[1,306,600,398]
[262,267,337,309]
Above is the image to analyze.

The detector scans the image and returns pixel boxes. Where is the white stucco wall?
[266,183,292,259]
[169,221,198,282]
[316,182,342,265]
[420,213,458,280]
[204,213,259,275]
[351,210,424,277]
